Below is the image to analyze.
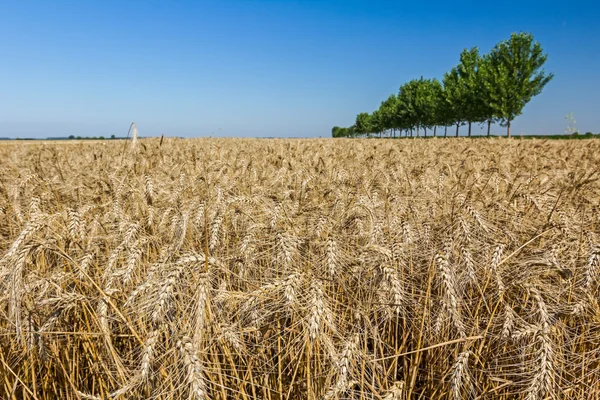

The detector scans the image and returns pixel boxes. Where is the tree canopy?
[333,32,552,138]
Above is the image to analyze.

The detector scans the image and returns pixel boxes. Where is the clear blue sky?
[1,1,599,138]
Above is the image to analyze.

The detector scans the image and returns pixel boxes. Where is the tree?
[347,126,356,137]
[478,55,500,136]
[457,47,484,137]
[443,67,466,137]
[396,82,416,136]
[331,126,342,138]
[396,79,437,137]
[420,78,443,137]
[371,110,385,137]
[331,32,552,140]
[355,112,372,137]
[68,135,75,139]
[437,84,455,137]
[486,32,553,137]
[111,134,116,139]
[379,94,398,137]
[332,126,358,138]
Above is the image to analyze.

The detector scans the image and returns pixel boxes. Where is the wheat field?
[1,138,599,399]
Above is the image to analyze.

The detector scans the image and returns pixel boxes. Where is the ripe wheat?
[0,137,599,399]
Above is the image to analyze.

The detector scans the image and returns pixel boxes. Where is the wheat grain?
[451,350,472,399]
[141,328,159,382]
[178,336,207,400]
[0,138,598,399]
[436,253,466,337]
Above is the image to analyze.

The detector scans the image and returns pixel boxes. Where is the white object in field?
[131,122,138,150]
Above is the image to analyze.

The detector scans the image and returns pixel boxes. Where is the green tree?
[486,32,553,137]
[397,80,425,137]
[371,109,385,137]
[478,54,500,136]
[340,127,353,137]
[420,78,443,137]
[442,67,466,137]
[355,112,372,137]
[347,125,356,137]
[331,126,342,138]
[379,94,398,137]
[396,83,414,136]
[457,47,484,137]
[430,79,444,137]
[111,134,116,139]
[437,84,455,137]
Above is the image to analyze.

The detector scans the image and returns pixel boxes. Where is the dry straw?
[0,137,599,399]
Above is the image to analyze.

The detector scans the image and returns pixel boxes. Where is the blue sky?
[1,0,599,138]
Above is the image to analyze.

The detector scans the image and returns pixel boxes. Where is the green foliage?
[478,54,500,135]
[395,78,443,136]
[397,81,417,132]
[485,32,553,137]
[457,47,483,133]
[332,32,553,139]
[331,126,342,138]
[442,67,466,135]
[379,94,398,132]
[331,125,356,138]
[420,78,443,134]
[371,109,384,135]
[354,112,372,136]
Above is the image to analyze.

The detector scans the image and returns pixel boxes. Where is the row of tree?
[67,135,118,140]
[332,32,553,138]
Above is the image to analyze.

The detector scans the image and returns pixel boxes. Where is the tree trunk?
[456,123,460,137]
[416,124,420,137]
[410,128,413,137]
[434,126,437,137]
[424,127,427,138]
[468,121,472,137]
[444,126,447,137]
[487,120,491,137]
[393,128,396,138]
[507,120,511,138]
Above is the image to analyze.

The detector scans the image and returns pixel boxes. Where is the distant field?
[1,138,599,399]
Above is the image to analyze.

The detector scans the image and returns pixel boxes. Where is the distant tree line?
[67,135,117,140]
[332,32,553,139]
